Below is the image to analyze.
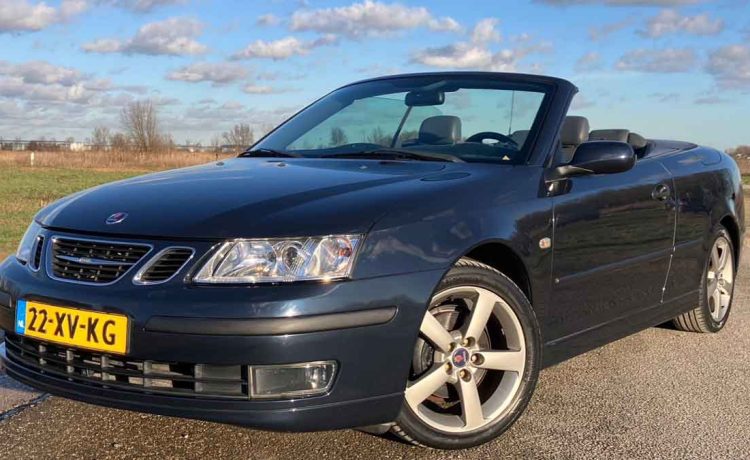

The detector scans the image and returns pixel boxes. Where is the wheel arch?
[461,241,533,305]
[719,214,741,267]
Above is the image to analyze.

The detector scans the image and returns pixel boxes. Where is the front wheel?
[390,258,541,449]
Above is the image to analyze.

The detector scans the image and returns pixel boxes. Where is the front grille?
[5,335,248,399]
[135,248,194,284]
[50,237,151,284]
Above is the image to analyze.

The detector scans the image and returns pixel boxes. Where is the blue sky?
[0,0,748,149]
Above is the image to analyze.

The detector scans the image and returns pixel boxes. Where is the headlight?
[16,221,41,264]
[193,235,361,284]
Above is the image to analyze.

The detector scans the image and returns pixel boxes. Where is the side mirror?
[549,141,635,180]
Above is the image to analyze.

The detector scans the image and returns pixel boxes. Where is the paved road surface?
[1,249,749,459]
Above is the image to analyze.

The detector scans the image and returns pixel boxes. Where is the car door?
[546,156,676,342]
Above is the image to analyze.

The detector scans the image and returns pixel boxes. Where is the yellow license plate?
[15,300,129,354]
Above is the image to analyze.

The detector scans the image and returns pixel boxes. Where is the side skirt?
[541,290,698,368]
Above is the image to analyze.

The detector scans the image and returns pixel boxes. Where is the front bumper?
[0,252,445,431]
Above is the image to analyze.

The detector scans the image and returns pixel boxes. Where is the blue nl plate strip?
[15,300,27,335]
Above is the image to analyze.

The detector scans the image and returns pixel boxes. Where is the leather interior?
[418,116,462,145]
[589,129,630,143]
[510,130,530,146]
[559,116,590,163]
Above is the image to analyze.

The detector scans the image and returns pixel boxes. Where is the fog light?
[249,361,336,399]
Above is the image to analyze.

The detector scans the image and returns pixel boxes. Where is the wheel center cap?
[451,348,470,368]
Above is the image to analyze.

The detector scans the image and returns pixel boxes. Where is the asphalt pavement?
[1,249,749,459]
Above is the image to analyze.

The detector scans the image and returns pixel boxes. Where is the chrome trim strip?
[27,235,44,273]
[133,247,196,286]
[55,254,136,267]
[46,235,153,286]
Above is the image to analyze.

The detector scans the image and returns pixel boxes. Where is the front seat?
[558,116,590,164]
[417,116,462,145]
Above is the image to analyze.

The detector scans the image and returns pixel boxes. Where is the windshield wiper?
[239,148,301,158]
[322,148,464,163]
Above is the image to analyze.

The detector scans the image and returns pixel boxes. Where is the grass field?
[0,167,151,259]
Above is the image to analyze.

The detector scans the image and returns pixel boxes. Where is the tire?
[390,258,541,449]
[673,227,736,333]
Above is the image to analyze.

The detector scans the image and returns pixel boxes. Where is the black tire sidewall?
[394,261,542,450]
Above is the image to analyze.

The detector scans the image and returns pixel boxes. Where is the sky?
[0,0,748,150]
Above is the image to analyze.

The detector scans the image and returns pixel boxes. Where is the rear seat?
[589,129,649,157]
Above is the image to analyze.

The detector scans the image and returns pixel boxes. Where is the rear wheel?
[390,258,541,449]
[673,228,735,333]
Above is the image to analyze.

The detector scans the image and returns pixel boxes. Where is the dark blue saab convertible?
[0,72,743,449]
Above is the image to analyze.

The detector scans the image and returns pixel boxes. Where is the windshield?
[252,76,550,164]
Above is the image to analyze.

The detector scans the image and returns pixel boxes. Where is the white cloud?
[0,60,97,104]
[588,17,633,41]
[256,13,280,27]
[243,84,276,94]
[639,9,724,38]
[232,35,338,60]
[0,0,88,33]
[82,17,207,56]
[706,45,750,89]
[471,18,501,44]
[411,19,548,72]
[108,0,186,13]
[413,43,496,69]
[289,0,460,38]
[615,48,697,73]
[575,51,602,72]
[82,38,123,53]
[166,62,249,85]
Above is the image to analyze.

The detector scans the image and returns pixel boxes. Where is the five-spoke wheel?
[674,227,736,333]
[391,258,540,449]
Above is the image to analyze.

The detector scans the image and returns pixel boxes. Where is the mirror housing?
[405,90,445,107]
[549,141,635,180]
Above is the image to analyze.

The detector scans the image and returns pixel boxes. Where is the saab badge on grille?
[106,212,128,225]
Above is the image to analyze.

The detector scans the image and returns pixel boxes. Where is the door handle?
[652,183,671,201]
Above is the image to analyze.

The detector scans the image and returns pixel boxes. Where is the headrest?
[510,130,530,146]
[589,129,630,143]
[561,116,590,147]
[627,132,648,149]
[418,116,462,145]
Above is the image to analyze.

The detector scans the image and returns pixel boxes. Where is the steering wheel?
[465,132,519,149]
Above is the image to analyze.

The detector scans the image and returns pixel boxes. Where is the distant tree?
[365,126,389,146]
[210,135,221,151]
[330,127,348,146]
[110,132,129,151]
[92,126,111,147]
[120,99,162,152]
[222,124,254,151]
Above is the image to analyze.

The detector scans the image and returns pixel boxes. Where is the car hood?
[37,158,460,240]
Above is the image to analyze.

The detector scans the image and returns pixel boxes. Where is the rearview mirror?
[405,90,445,107]
[550,141,635,180]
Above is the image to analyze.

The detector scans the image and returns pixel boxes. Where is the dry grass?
[735,158,750,176]
[0,150,234,170]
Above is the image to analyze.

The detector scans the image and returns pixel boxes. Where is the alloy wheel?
[707,235,734,323]
[405,286,526,433]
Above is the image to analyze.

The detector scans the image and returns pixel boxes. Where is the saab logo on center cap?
[452,348,470,368]
[106,212,128,225]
